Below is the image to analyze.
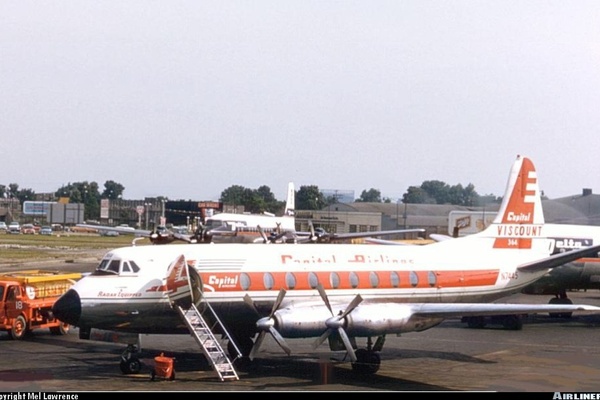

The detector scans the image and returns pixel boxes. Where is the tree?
[219,185,283,214]
[55,181,101,221]
[402,186,432,204]
[102,181,125,199]
[296,185,326,210]
[356,188,382,202]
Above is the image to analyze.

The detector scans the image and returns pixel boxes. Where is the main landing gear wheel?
[351,349,381,375]
[549,296,573,319]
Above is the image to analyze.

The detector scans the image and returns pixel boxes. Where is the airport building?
[2,188,599,238]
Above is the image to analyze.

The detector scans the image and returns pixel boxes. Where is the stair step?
[176,304,239,381]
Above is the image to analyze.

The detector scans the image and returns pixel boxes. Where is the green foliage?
[102,181,125,199]
[220,185,283,214]
[356,188,382,203]
[296,185,327,210]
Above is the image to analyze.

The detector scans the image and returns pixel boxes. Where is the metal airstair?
[174,303,240,381]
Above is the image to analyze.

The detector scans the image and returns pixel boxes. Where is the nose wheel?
[120,344,143,374]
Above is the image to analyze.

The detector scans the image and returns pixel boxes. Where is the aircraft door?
[165,255,203,309]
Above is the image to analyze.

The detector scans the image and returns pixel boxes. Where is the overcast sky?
[2,1,599,202]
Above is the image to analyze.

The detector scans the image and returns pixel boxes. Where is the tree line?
[1,180,501,222]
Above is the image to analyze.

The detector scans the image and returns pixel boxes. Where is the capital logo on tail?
[491,156,544,249]
[165,254,193,306]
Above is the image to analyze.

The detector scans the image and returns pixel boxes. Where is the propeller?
[256,225,271,244]
[246,289,292,360]
[312,284,363,362]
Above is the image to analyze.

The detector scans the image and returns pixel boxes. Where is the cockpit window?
[107,260,120,273]
[93,257,140,275]
[129,261,140,273]
[121,262,132,273]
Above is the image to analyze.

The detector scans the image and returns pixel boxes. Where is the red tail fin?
[490,155,544,249]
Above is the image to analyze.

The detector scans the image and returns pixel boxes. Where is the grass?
[0,232,146,262]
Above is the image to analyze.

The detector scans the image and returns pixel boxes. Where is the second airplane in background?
[79,182,422,245]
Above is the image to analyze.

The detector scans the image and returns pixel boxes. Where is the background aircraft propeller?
[246,289,292,360]
[312,284,363,362]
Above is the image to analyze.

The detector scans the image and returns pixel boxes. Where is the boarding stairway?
[174,303,240,381]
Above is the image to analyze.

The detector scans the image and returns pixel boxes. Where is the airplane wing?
[364,234,447,245]
[75,224,197,245]
[517,243,600,272]
[295,224,426,244]
[407,302,600,319]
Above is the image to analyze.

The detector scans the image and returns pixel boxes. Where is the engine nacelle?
[271,303,443,338]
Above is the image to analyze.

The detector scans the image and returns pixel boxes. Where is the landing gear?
[549,292,573,318]
[351,348,381,374]
[120,344,142,374]
[350,336,382,375]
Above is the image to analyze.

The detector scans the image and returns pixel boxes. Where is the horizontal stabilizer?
[517,244,600,273]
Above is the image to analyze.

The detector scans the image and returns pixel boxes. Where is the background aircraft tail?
[482,155,545,249]
[284,182,295,216]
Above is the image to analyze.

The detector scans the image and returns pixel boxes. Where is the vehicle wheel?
[10,315,28,340]
[120,357,142,374]
[50,322,70,335]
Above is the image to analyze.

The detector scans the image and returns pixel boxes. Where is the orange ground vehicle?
[0,270,82,339]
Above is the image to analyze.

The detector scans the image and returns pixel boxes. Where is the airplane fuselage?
[54,236,554,335]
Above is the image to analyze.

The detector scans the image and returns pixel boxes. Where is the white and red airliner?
[53,155,600,376]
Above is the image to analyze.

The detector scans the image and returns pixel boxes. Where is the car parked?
[40,226,53,235]
[0,221,7,232]
[21,223,36,234]
[8,222,20,234]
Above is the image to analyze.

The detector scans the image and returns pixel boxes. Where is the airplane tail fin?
[284,182,295,216]
[483,155,544,249]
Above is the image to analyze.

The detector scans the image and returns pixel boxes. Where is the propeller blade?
[316,284,333,315]
[257,225,269,244]
[312,328,332,350]
[270,288,286,316]
[243,293,259,314]
[248,288,292,360]
[337,327,357,362]
[340,294,363,319]
[269,327,292,356]
[249,331,267,361]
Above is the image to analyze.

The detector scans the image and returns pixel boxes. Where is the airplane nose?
[52,289,81,326]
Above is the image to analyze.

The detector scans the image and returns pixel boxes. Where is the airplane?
[79,182,421,245]
[52,155,600,380]
[74,182,298,245]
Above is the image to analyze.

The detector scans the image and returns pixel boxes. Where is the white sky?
[2,1,599,202]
